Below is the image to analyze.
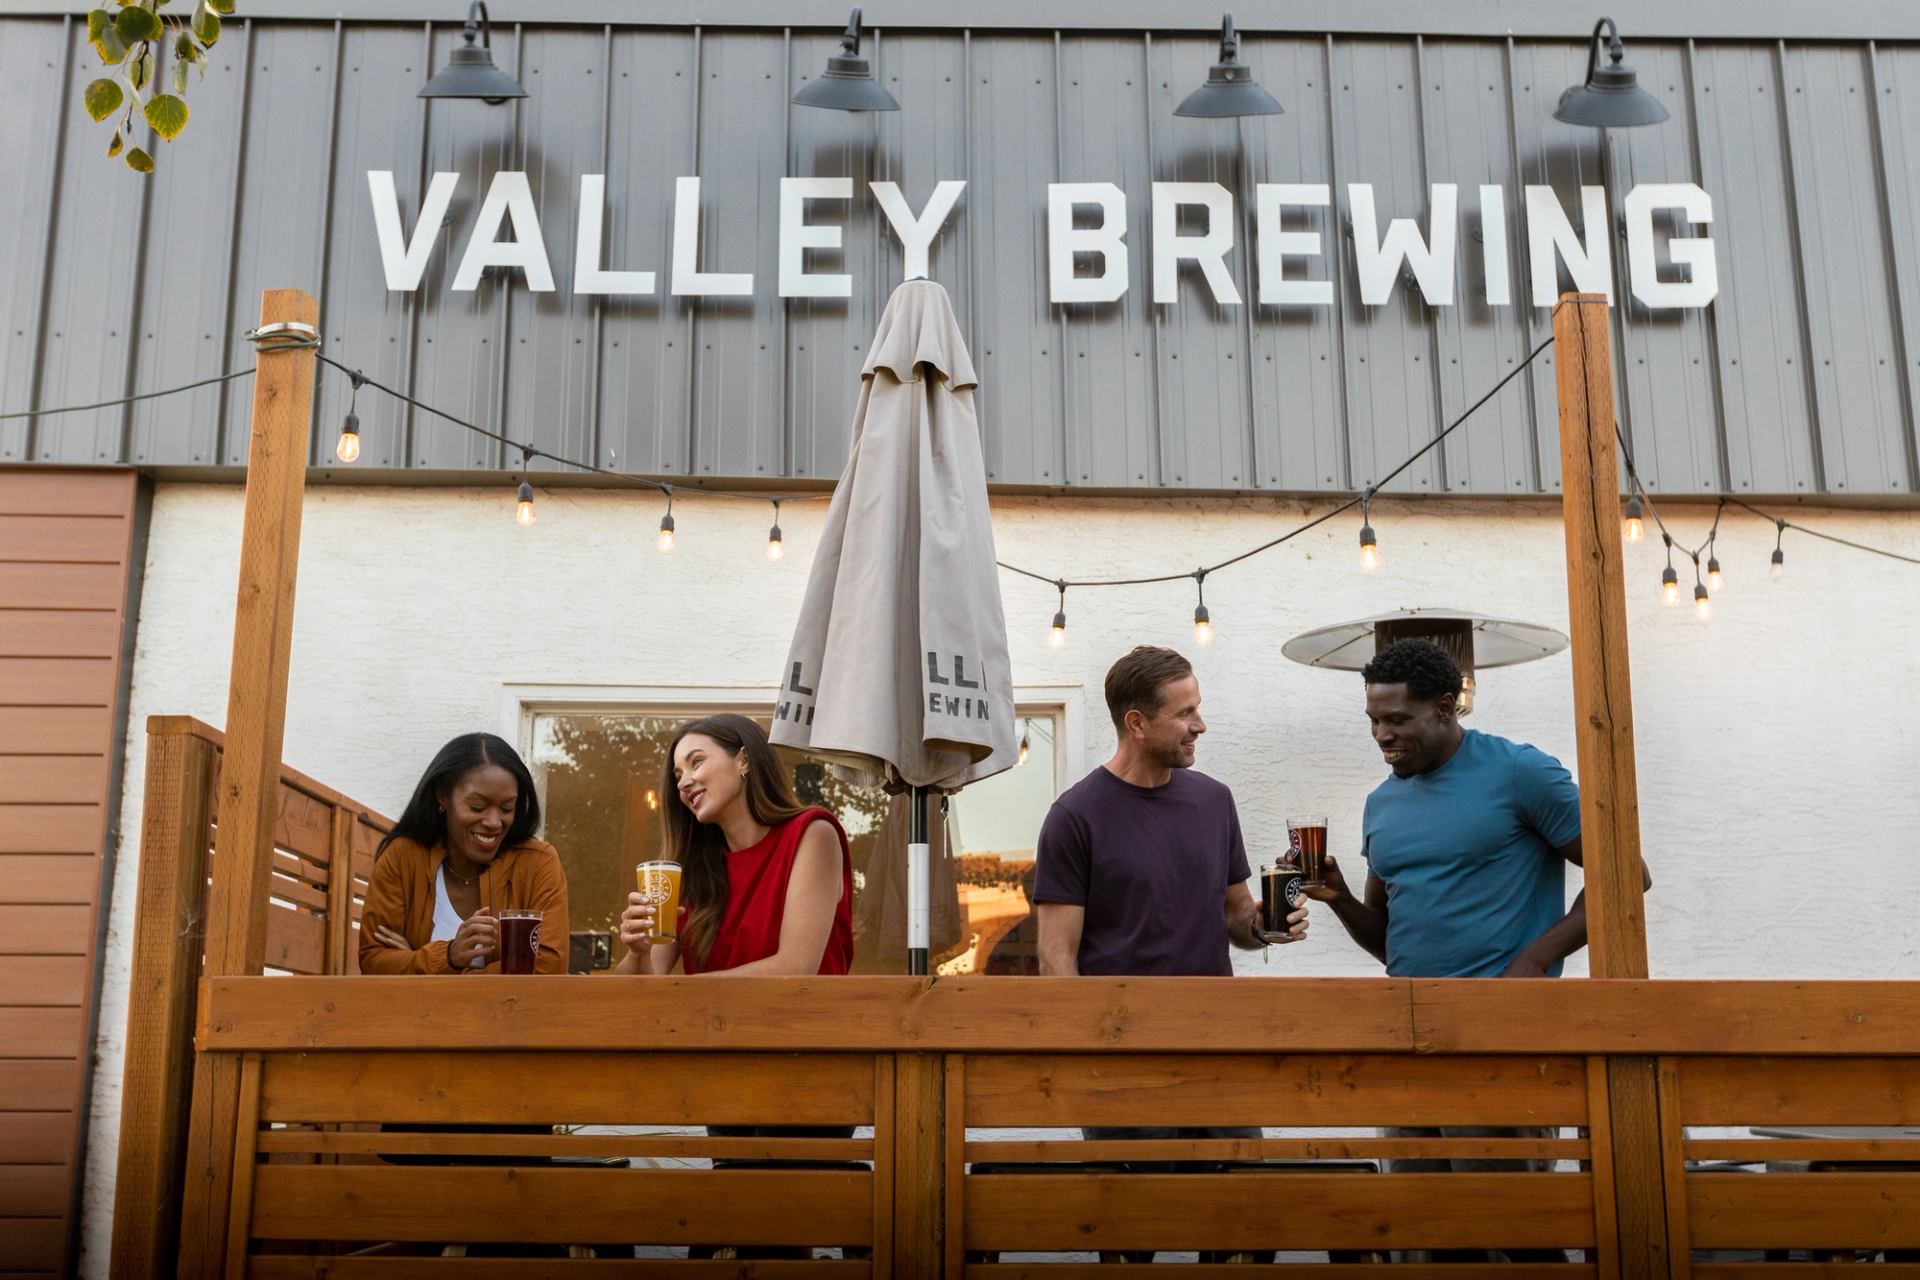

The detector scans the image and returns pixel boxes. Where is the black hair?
[377,733,540,857]
[1361,638,1464,703]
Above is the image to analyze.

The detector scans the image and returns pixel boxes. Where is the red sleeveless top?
[680,808,855,976]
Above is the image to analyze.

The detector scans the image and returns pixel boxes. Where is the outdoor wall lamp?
[1174,13,1283,118]
[419,1,528,103]
[793,7,901,111]
[1553,17,1668,128]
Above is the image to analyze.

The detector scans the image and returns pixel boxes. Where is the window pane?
[527,707,1059,975]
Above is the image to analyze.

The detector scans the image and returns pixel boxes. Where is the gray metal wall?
[3,11,1918,498]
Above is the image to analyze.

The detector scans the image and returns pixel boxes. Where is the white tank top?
[430,866,465,943]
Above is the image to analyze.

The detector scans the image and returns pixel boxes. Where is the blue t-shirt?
[1361,729,1581,978]
[1033,766,1252,976]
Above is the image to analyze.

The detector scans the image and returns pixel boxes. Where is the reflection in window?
[527,708,1059,975]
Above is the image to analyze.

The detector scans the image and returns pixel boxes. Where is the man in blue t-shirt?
[1034,645,1306,1263]
[1306,638,1650,1264]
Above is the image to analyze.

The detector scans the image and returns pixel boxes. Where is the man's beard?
[1148,739,1193,770]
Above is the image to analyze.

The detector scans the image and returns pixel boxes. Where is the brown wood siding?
[0,467,142,1278]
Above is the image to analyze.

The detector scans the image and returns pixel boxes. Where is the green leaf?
[205,0,235,12]
[190,2,220,47]
[107,128,124,158]
[170,50,190,93]
[128,45,153,91]
[114,4,161,44]
[144,92,187,139]
[82,76,124,121]
[86,10,128,64]
[125,145,154,173]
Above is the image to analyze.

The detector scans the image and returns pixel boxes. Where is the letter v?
[369,171,460,292]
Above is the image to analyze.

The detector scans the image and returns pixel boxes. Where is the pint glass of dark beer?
[1258,860,1303,938]
[498,909,543,974]
[1287,817,1328,886]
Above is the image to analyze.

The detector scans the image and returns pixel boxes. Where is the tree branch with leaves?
[82,0,234,173]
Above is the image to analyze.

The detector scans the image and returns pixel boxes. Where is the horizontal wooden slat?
[249,1260,869,1279]
[964,1171,1596,1251]
[0,706,111,754]
[0,514,128,562]
[257,1051,875,1126]
[0,610,119,659]
[966,1136,1589,1163]
[967,1268,1595,1280]
[0,1060,81,1112]
[1414,981,1920,1055]
[0,1216,65,1272]
[248,1165,873,1245]
[1688,1171,1920,1248]
[1678,1056,1920,1126]
[0,1164,70,1216]
[965,1053,1589,1128]
[1686,1138,1920,1162]
[0,904,93,954]
[201,977,1418,1053]
[0,656,114,706]
[1693,1268,1920,1279]
[0,1113,74,1164]
[0,470,135,517]
[0,1009,84,1059]
[267,868,328,912]
[0,564,125,611]
[0,957,88,1006]
[255,1131,873,1162]
[0,805,102,855]
[263,906,326,974]
[271,847,329,889]
[0,756,108,804]
[0,857,99,906]
[273,786,333,864]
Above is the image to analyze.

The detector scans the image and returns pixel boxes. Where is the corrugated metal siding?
[2,14,1917,497]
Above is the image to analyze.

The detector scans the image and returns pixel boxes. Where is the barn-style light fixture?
[1553,17,1668,128]
[1175,13,1282,119]
[419,1,527,103]
[793,6,900,112]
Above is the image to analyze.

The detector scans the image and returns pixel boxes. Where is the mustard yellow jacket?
[358,836,569,975]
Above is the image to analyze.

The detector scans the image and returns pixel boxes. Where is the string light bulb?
[514,479,535,527]
[1771,519,1787,579]
[1623,493,1644,543]
[657,486,676,553]
[1049,581,1067,648]
[766,499,783,561]
[1694,581,1711,621]
[1660,534,1679,606]
[1358,490,1380,571]
[1192,570,1212,645]
[1017,721,1031,767]
[336,370,365,463]
[1706,554,1724,592]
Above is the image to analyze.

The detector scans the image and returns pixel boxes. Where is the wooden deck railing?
[173,975,1920,1278]
[112,716,390,1280]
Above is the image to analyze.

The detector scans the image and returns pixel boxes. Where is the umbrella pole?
[908,785,930,976]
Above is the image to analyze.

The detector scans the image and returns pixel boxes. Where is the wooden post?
[175,289,318,1278]
[109,721,218,1280]
[1553,293,1670,1277]
[891,1052,946,1279]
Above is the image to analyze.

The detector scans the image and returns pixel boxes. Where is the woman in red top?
[616,713,853,977]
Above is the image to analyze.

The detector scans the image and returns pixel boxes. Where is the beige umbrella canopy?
[770,278,1016,970]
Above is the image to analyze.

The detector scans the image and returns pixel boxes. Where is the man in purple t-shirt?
[1033,646,1306,1263]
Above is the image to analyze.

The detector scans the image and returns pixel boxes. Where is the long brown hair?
[662,714,807,968]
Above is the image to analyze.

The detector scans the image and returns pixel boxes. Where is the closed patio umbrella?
[770,278,1016,974]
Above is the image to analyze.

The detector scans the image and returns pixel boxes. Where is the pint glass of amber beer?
[635,860,683,944]
[1287,817,1328,887]
[498,909,543,974]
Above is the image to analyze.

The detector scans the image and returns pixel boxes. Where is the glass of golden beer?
[635,860,683,944]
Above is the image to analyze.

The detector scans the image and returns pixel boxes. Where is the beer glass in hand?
[498,909,542,974]
[634,860,683,944]
[1299,853,1353,904]
[1258,859,1305,942]
[1287,817,1329,887]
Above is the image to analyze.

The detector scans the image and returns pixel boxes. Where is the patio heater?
[1281,607,1569,716]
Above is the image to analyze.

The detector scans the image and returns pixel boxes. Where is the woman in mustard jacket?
[359,733,568,975]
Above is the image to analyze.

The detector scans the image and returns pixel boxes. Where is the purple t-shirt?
[1033,766,1252,976]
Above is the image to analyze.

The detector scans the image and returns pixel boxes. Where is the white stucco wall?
[80,483,1920,1272]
